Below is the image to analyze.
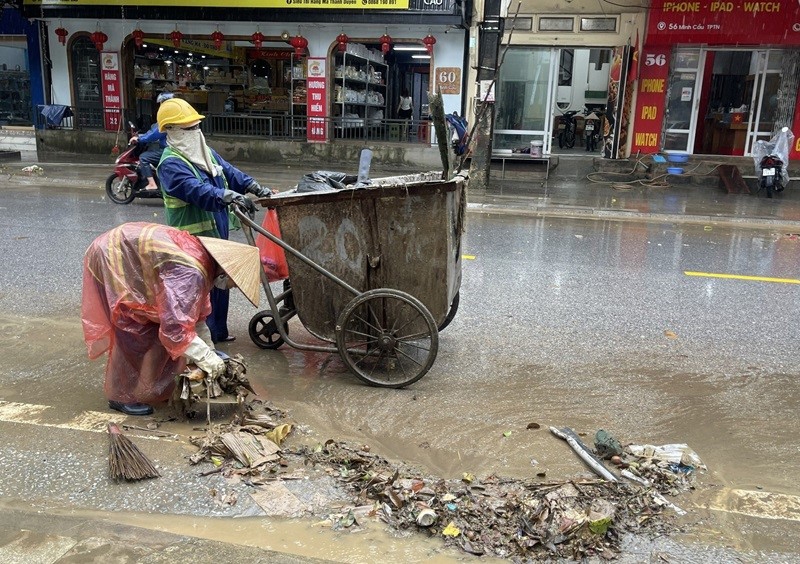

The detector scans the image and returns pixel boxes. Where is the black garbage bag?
[296,171,359,193]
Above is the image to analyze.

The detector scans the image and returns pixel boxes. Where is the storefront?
[488,8,647,157]
[0,3,45,127]
[631,0,800,158]
[22,0,468,145]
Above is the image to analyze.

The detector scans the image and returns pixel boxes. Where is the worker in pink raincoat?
[81,222,261,416]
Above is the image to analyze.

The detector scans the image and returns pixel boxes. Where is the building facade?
[21,0,471,149]
[631,0,800,159]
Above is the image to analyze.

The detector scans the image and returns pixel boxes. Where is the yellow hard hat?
[157,98,205,132]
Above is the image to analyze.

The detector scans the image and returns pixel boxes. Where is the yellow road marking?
[684,271,800,284]
[462,254,476,260]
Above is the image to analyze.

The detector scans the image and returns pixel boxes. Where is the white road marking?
[708,488,800,522]
[0,400,139,435]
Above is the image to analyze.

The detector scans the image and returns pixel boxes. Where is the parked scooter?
[105,122,163,204]
[557,110,580,149]
[584,111,603,152]
[752,126,795,199]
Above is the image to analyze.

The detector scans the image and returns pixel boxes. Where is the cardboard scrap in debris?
[250,482,309,518]
[220,431,280,468]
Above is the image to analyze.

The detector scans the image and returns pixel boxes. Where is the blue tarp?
[39,105,73,127]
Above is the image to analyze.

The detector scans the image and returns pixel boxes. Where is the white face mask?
[167,127,217,176]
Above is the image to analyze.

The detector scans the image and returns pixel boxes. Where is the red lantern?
[379,33,392,54]
[290,34,308,57]
[251,30,265,49]
[55,27,68,46]
[211,29,225,50]
[132,27,145,49]
[423,33,436,55]
[90,30,108,51]
[336,32,349,53]
[170,28,183,48]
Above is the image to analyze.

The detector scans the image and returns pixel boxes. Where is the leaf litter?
[179,357,702,560]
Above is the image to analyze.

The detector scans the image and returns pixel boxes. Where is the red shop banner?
[630,46,671,154]
[100,52,122,132]
[646,0,800,45]
[306,57,327,143]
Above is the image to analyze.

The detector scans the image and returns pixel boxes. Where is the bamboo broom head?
[108,423,161,481]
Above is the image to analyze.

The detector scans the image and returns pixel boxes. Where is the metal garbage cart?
[237,171,466,388]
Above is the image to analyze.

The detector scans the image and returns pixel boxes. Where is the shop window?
[510,17,533,31]
[70,36,103,129]
[580,17,617,32]
[539,17,574,32]
[558,49,573,87]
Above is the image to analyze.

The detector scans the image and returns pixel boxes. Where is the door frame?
[668,47,781,156]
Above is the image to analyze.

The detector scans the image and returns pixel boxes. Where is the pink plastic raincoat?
[82,222,214,403]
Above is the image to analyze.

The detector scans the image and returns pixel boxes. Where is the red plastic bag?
[255,209,289,282]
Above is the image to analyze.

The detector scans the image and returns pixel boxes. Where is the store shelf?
[334,47,387,134]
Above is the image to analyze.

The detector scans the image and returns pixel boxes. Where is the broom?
[108,422,161,481]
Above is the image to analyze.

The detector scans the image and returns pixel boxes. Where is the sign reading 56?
[645,53,667,67]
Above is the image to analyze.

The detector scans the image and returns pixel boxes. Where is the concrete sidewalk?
[6,156,800,230]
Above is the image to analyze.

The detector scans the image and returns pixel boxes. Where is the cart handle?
[233,205,361,298]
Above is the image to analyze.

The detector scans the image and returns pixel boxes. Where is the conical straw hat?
[197,237,261,307]
[585,112,600,121]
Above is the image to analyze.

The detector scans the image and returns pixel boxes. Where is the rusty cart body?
[238,172,466,388]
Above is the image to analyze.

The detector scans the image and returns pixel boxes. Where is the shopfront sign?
[306,58,327,143]
[435,67,461,95]
[25,0,409,8]
[100,52,122,132]
[145,38,234,58]
[630,45,671,154]
[646,0,800,45]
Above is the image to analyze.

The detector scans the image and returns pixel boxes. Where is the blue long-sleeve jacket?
[157,147,254,239]
[138,123,168,148]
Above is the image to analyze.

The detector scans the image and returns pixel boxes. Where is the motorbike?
[557,110,580,149]
[584,111,603,152]
[752,126,794,199]
[105,122,163,205]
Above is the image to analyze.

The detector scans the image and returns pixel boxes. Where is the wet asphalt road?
[1,175,800,562]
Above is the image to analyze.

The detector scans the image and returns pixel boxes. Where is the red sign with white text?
[646,0,800,46]
[306,58,327,143]
[631,46,671,154]
[100,52,122,132]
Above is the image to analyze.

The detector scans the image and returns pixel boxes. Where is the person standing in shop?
[155,97,273,344]
[397,88,413,141]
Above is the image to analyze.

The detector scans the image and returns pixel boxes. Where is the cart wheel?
[249,310,288,349]
[335,289,438,388]
[438,291,460,332]
[105,173,135,204]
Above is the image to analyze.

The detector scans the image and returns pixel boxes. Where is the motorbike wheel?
[558,131,565,149]
[565,128,576,149]
[105,173,136,204]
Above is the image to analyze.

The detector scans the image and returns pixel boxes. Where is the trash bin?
[530,140,543,158]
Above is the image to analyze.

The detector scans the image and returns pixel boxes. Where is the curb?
[466,202,800,231]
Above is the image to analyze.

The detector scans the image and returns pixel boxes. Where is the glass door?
[663,49,701,153]
[745,50,783,154]
[494,47,556,155]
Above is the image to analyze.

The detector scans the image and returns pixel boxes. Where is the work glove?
[222,189,256,218]
[246,181,273,199]
[184,335,225,379]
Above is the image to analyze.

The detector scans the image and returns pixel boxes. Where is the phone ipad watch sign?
[646,0,800,45]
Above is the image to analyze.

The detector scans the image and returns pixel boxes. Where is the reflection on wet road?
[1,183,800,557]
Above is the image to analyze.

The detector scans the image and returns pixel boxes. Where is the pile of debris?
[175,373,703,560]
[288,435,700,561]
